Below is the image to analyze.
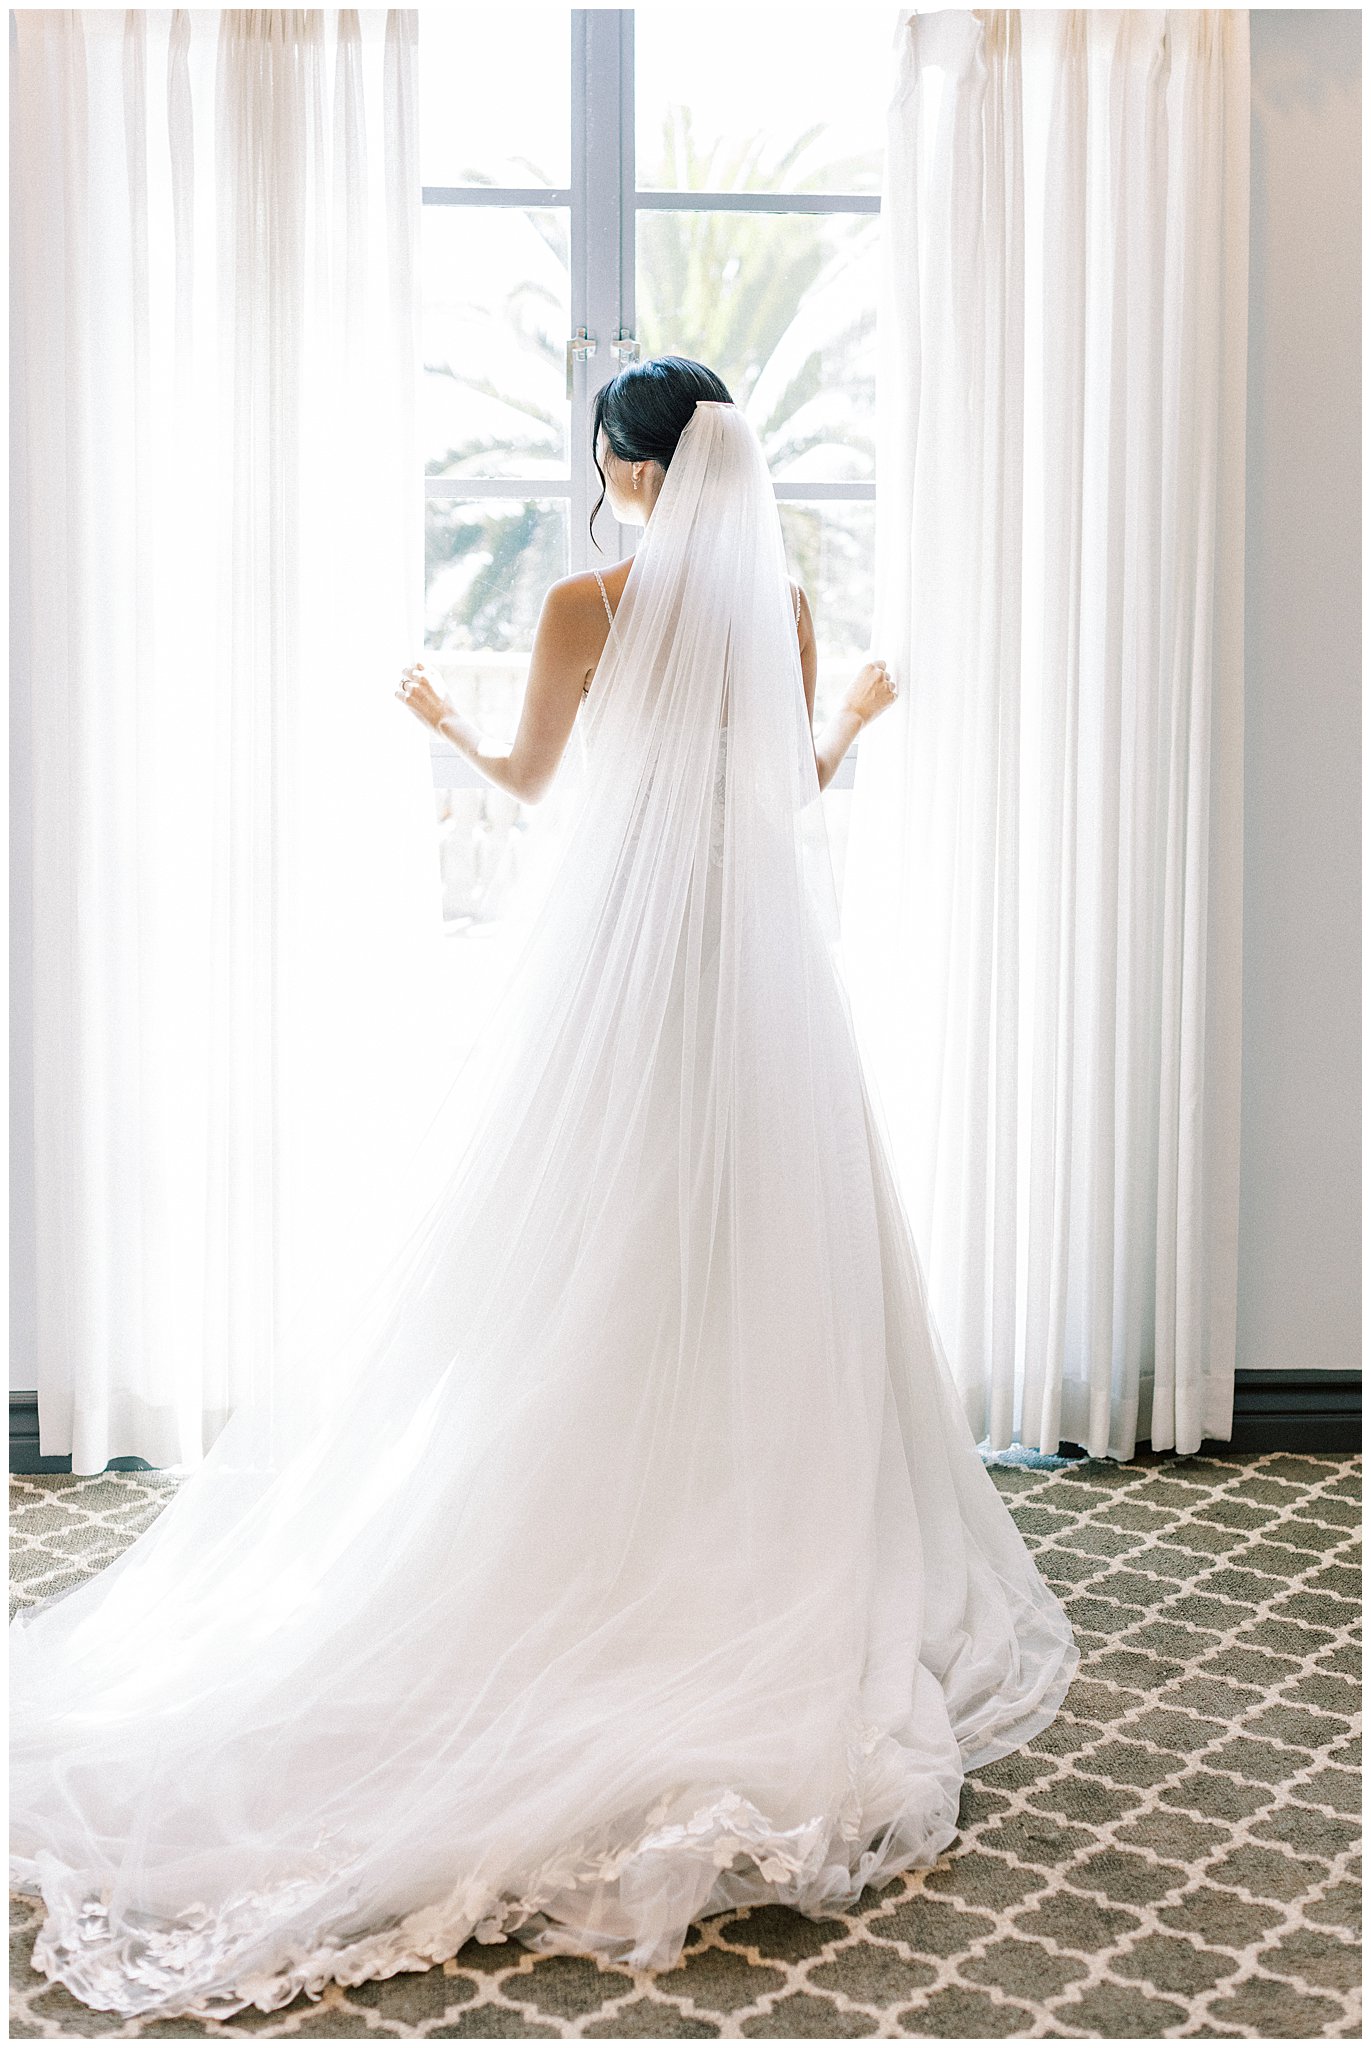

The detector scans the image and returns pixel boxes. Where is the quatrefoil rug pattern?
[9,1450,1360,2039]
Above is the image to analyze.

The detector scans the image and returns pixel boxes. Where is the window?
[420,7,888,928]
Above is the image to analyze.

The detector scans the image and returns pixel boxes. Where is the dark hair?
[590,355,733,546]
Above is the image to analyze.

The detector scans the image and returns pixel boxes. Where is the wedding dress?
[10,401,1077,2021]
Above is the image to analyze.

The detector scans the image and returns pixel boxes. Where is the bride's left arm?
[798,584,897,790]
[395,578,603,805]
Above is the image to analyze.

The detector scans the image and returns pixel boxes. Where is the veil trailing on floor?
[11,402,1077,2020]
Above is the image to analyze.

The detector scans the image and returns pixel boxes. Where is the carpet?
[9,1449,1360,2039]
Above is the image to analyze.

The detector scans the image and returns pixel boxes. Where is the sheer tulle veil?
[189,393,858,1468]
[10,400,1077,2018]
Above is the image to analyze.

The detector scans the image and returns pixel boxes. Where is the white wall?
[1237,8,1361,1371]
[9,8,35,1394]
[9,9,1362,1394]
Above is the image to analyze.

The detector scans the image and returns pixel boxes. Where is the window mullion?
[569,12,590,567]
[573,7,633,571]
[617,8,635,368]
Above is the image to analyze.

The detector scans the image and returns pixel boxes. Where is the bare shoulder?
[546,559,632,621]
[788,577,813,642]
[549,561,627,606]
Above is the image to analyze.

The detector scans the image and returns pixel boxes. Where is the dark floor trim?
[10,1371,1362,1475]
[1216,1368,1362,1454]
[9,1393,156,1476]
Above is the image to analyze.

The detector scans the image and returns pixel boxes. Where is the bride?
[10,356,1077,2021]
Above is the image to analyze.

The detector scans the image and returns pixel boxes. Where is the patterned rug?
[9,1450,1360,2039]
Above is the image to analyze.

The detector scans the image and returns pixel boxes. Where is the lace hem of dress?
[12,1713,962,2022]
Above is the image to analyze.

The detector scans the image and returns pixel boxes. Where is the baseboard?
[8,1393,157,1476]
[1210,1368,1362,1454]
[10,1370,1362,1475]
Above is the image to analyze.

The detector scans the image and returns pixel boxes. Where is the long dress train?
[10,402,1077,2020]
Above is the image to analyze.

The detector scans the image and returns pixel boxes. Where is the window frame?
[423,7,873,792]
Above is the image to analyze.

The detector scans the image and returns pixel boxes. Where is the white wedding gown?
[10,404,1077,2021]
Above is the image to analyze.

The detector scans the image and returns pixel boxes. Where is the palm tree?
[635,112,876,657]
[636,110,875,480]
[423,121,876,652]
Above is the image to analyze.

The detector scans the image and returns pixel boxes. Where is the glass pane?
[635,7,891,195]
[637,210,876,482]
[779,500,875,727]
[433,782,529,931]
[429,767,589,936]
[422,491,577,937]
[425,498,569,675]
[423,207,570,479]
[419,10,570,189]
[423,497,569,931]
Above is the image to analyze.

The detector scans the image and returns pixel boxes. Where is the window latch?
[565,328,597,398]
[612,333,640,364]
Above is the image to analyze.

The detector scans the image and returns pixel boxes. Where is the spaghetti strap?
[584,570,619,699]
[792,581,802,627]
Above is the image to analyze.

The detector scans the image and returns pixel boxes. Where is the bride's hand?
[842,658,898,728]
[394,659,452,735]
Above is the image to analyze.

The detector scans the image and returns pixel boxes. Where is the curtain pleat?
[843,8,1249,1461]
[13,9,447,1472]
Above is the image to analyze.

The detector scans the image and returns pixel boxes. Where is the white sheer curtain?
[11,9,449,1473]
[842,8,1249,1460]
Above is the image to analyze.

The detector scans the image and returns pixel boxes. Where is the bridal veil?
[11,400,1076,2018]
